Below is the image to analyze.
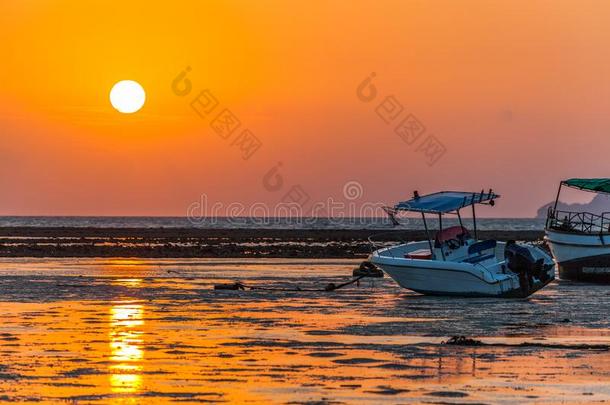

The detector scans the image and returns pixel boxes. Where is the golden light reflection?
[107,259,147,267]
[109,302,144,394]
[114,278,143,288]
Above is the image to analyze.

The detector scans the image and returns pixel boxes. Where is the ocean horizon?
[0,216,546,230]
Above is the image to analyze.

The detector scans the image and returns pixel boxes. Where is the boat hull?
[371,259,554,298]
[545,229,610,283]
[378,263,518,297]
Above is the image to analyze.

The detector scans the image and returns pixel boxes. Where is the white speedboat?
[370,190,555,297]
[545,178,610,283]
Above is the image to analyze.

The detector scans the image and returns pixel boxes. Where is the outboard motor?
[504,241,548,295]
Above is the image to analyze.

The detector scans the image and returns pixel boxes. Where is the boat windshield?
[435,226,471,247]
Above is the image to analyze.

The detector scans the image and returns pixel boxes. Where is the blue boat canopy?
[394,190,499,214]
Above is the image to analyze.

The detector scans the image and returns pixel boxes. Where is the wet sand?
[0,258,609,403]
[0,228,544,258]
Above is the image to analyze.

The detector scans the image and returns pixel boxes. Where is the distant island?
[536,194,610,218]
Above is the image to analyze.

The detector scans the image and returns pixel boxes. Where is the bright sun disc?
[110,80,146,113]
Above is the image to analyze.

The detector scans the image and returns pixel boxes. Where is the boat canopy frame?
[553,178,610,212]
[548,179,610,235]
[392,190,499,260]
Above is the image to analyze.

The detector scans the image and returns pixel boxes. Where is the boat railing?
[547,208,610,234]
[367,232,409,258]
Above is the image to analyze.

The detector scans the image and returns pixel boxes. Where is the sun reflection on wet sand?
[108,278,144,395]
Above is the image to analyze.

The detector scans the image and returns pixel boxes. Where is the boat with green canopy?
[545,178,610,282]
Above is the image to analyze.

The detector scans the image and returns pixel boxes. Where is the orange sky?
[2,1,610,217]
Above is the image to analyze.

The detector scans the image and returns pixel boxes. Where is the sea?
[0,216,546,230]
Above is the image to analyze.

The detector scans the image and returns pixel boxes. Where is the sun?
[109,80,146,114]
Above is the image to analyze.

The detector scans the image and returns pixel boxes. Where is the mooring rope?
[165,262,378,292]
[213,275,366,292]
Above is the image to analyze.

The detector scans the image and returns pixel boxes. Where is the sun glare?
[109,80,146,113]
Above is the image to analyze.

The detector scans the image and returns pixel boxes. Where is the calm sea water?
[0,216,545,230]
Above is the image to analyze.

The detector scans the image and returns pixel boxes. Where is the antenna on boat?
[471,192,478,240]
[382,206,400,226]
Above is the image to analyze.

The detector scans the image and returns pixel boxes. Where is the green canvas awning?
[562,178,610,194]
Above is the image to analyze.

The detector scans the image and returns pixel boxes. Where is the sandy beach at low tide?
[0,258,609,403]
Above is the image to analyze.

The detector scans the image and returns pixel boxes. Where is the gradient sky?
[2,1,610,217]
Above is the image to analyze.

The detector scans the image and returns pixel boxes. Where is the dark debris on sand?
[442,336,484,346]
